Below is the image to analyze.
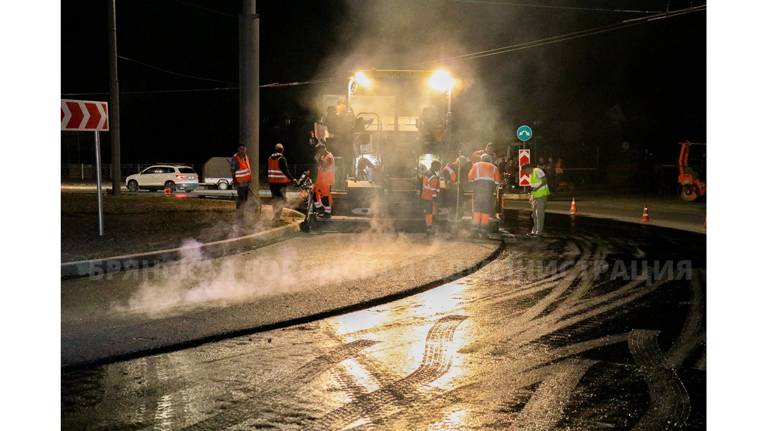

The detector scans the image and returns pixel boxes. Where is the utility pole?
[107,0,122,195]
[240,0,260,210]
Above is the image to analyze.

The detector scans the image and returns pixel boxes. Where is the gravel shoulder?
[61,192,289,262]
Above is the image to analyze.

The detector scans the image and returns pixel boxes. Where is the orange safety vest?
[232,153,251,183]
[468,161,501,184]
[267,153,290,184]
[316,152,335,186]
[421,173,440,200]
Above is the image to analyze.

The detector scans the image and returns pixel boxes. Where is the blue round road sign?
[517,125,533,142]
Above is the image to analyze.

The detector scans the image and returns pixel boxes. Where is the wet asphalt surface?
[62,212,706,430]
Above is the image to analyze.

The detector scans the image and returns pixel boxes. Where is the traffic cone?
[569,198,577,215]
[641,206,650,223]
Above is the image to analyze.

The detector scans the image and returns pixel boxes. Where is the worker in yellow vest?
[522,163,550,235]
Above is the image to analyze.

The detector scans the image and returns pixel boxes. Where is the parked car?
[125,165,199,192]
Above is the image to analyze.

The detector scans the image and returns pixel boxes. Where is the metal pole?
[240,0,260,212]
[94,132,105,236]
[455,150,462,222]
[108,0,122,196]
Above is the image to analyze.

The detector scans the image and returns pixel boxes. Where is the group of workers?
[419,142,551,238]
[231,142,335,223]
[232,140,550,237]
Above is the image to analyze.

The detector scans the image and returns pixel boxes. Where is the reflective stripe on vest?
[471,162,500,183]
[233,154,251,182]
[530,168,550,198]
[421,174,439,200]
[267,154,290,183]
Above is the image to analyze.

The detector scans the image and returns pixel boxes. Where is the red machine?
[677,141,706,201]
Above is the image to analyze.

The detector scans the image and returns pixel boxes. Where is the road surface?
[62,213,706,430]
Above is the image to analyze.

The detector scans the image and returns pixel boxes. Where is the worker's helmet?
[481,153,492,162]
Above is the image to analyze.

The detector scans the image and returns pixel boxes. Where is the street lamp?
[347,70,372,113]
[428,69,461,220]
[427,68,456,146]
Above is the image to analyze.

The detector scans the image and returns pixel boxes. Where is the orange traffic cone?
[569,198,577,215]
[641,206,650,223]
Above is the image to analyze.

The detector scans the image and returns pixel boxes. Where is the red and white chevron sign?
[519,148,531,186]
[61,99,109,131]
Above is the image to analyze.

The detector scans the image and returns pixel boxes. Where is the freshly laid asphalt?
[62,213,706,430]
[61,232,500,368]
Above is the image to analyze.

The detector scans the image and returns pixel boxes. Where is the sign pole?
[94,131,105,236]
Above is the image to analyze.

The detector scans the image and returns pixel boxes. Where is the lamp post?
[428,69,459,220]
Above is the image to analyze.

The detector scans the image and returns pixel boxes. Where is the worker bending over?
[468,153,502,238]
[522,163,550,235]
[313,143,335,219]
[421,160,442,236]
[267,143,296,222]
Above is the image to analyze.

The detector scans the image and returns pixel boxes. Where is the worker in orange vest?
[467,153,502,238]
[421,160,442,236]
[230,145,252,221]
[313,143,335,218]
[267,143,296,222]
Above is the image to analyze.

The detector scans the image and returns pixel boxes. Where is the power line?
[429,4,705,64]
[118,55,238,85]
[452,0,664,14]
[61,87,239,97]
[61,77,341,97]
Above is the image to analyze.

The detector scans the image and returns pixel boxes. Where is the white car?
[125,165,199,192]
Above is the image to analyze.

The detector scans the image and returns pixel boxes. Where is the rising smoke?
[308,0,548,151]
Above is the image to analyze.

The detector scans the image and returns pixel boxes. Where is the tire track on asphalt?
[180,338,378,430]
[666,269,705,368]
[512,358,597,430]
[313,315,467,430]
[629,330,691,430]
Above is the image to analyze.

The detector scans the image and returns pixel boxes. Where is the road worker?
[267,143,296,222]
[313,143,335,219]
[230,145,252,222]
[468,153,502,238]
[441,156,469,220]
[522,163,550,235]
[421,160,442,236]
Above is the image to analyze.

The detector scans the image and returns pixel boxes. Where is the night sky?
[61,0,706,174]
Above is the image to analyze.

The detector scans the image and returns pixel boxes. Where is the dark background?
[61,0,706,190]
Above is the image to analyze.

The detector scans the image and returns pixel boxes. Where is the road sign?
[61,99,109,131]
[61,99,110,236]
[516,124,533,142]
[519,149,531,186]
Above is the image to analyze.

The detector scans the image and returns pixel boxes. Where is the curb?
[62,240,504,371]
[61,209,304,279]
[502,203,705,234]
